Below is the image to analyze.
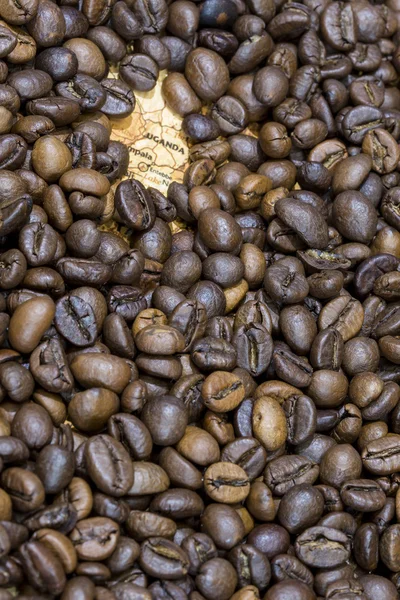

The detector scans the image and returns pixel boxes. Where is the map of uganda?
[109,69,189,194]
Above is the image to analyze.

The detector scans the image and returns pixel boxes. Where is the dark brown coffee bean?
[70,517,119,561]
[141,395,188,446]
[278,484,324,534]
[295,526,351,568]
[19,540,66,595]
[264,262,309,305]
[320,444,362,488]
[140,537,189,579]
[85,435,134,497]
[196,558,237,600]
[1,467,45,513]
[55,294,97,347]
[354,523,379,571]
[185,48,230,102]
[264,455,319,497]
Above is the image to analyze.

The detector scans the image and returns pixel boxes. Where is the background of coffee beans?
[2,0,400,599]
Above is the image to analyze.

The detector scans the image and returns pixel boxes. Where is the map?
[109,69,189,194]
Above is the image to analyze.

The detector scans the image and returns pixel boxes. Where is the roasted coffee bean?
[201,371,244,413]
[363,128,400,174]
[158,447,202,491]
[196,557,238,600]
[275,197,329,250]
[0,25,17,55]
[139,537,189,579]
[22,501,77,534]
[115,178,156,231]
[362,434,400,475]
[141,395,188,445]
[211,96,249,136]
[191,336,236,371]
[280,306,317,356]
[8,295,54,353]
[70,517,119,561]
[176,425,219,468]
[35,445,75,495]
[1,467,45,513]
[253,396,287,451]
[229,544,271,592]
[271,554,313,587]
[273,342,313,388]
[295,526,351,568]
[264,262,309,305]
[247,523,290,560]
[161,251,202,293]
[283,394,317,445]
[162,72,202,116]
[278,484,324,534]
[19,540,66,595]
[320,444,362,488]
[203,461,250,503]
[71,353,131,394]
[55,294,97,347]
[85,435,134,497]
[380,524,400,571]
[220,437,265,481]
[11,403,52,449]
[201,503,244,552]
[119,54,159,92]
[264,455,319,496]
[340,478,386,512]
[354,523,379,571]
[185,48,230,103]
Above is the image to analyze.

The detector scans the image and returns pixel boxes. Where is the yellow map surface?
[109,69,189,194]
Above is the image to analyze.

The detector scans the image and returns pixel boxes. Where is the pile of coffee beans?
[2,0,400,598]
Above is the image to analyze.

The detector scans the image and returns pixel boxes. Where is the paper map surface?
[110,69,189,194]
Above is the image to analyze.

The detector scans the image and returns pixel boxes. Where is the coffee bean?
[85,434,134,497]
[8,295,55,353]
[264,455,319,496]
[70,517,119,561]
[36,445,75,495]
[319,295,364,342]
[11,403,52,450]
[202,371,245,412]
[108,413,152,461]
[332,191,378,244]
[19,540,66,595]
[320,444,362,488]
[141,395,188,445]
[278,484,324,534]
[192,336,236,370]
[70,353,131,394]
[140,537,189,579]
[126,510,176,540]
[341,478,386,512]
[252,396,287,451]
[271,554,313,587]
[1,467,45,513]
[274,342,314,388]
[162,72,202,117]
[204,461,250,503]
[194,558,237,600]
[264,261,309,305]
[283,394,317,445]
[275,197,329,249]
[295,526,351,568]
[362,434,400,475]
[185,48,230,102]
